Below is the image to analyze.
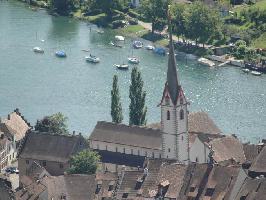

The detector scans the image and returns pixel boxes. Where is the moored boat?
[115,35,125,41]
[114,64,129,70]
[198,57,215,67]
[251,71,262,76]
[242,68,250,73]
[86,55,100,63]
[145,45,155,50]
[55,51,66,57]
[128,57,140,64]
[133,41,143,49]
[33,47,44,53]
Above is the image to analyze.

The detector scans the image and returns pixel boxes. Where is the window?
[42,161,46,167]
[97,144,99,149]
[152,152,154,158]
[182,135,184,141]
[159,154,161,158]
[26,160,29,164]
[190,187,196,192]
[168,148,171,152]
[180,97,183,105]
[145,151,148,157]
[205,188,215,197]
[123,148,125,154]
[138,150,140,156]
[131,149,133,154]
[105,145,108,151]
[122,193,128,198]
[196,157,198,162]
[165,96,170,105]
[167,110,170,120]
[116,147,118,152]
[180,109,184,120]
[59,163,63,169]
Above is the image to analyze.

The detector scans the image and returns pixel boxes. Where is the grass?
[252,32,266,49]
[232,0,266,13]
[117,25,148,37]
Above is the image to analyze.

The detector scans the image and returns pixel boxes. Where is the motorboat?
[128,57,140,64]
[55,51,66,57]
[33,47,44,53]
[97,30,104,34]
[153,47,166,55]
[251,71,262,76]
[86,55,100,63]
[198,57,215,67]
[110,41,123,48]
[145,45,155,50]
[242,68,250,73]
[114,64,129,70]
[115,35,125,41]
[133,41,143,49]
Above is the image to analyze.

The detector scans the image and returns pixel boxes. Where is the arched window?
[167,111,170,120]
[180,109,184,120]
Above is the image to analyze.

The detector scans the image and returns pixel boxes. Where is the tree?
[35,112,68,134]
[68,150,100,175]
[184,1,221,46]
[172,3,186,41]
[140,0,170,34]
[129,67,147,126]
[111,75,123,123]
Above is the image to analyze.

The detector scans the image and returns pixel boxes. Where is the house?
[116,159,188,199]
[0,175,14,200]
[18,131,88,180]
[248,146,266,178]
[234,177,266,200]
[0,109,31,165]
[0,133,12,171]
[16,170,117,200]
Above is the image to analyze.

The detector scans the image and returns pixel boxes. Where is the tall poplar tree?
[129,67,147,126]
[111,75,123,123]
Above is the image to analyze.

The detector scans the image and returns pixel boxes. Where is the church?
[89,18,245,171]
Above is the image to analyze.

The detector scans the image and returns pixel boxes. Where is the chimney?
[7,114,10,120]
[72,131,75,136]
[0,134,4,139]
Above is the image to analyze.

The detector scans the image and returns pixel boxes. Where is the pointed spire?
[166,5,179,105]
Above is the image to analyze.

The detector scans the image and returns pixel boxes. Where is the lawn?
[252,32,266,49]
[117,25,148,37]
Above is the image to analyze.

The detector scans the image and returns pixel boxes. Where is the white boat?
[251,71,262,76]
[115,35,125,41]
[133,41,143,49]
[128,57,140,64]
[242,68,250,73]
[33,47,44,53]
[97,30,104,34]
[114,64,129,70]
[145,45,155,50]
[198,57,215,67]
[86,55,100,63]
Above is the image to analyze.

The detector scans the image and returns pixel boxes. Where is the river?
[0,0,265,142]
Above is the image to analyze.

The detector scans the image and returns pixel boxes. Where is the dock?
[218,61,230,67]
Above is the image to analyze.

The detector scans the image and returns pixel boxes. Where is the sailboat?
[128,48,140,64]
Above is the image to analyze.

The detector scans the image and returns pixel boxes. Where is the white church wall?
[90,140,162,159]
[189,136,210,163]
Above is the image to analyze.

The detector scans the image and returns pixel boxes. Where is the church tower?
[160,8,189,163]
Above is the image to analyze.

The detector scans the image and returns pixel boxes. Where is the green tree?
[49,0,76,15]
[111,75,123,123]
[140,0,170,34]
[129,67,147,126]
[68,150,100,175]
[35,112,68,134]
[172,3,186,41]
[184,1,221,46]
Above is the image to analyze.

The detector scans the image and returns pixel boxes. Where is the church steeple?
[166,6,179,105]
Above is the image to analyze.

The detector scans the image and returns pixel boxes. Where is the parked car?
[5,167,19,174]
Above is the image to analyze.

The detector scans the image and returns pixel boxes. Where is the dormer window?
[180,109,184,120]
[205,188,215,196]
[167,111,170,120]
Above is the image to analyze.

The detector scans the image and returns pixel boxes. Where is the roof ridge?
[97,121,161,132]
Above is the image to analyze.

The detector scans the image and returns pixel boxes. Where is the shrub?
[128,9,140,18]
[112,20,127,29]
[84,9,102,16]
[128,18,138,25]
